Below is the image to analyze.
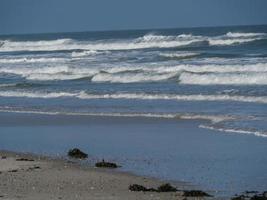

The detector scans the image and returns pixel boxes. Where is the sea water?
[0,25,267,137]
[0,25,267,196]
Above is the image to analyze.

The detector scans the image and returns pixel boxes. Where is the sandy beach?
[0,150,214,200]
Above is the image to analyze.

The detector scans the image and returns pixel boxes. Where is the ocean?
[0,25,267,196]
[0,25,267,137]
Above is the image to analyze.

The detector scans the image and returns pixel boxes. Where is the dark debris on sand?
[95,159,119,168]
[129,183,180,193]
[183,190,212,197]
[128,184,157,192]
[232,191,267,200]
[8,170,18,173]
[68,148,88,159]
[16,158,34,162]
[157,183,178,192]
[129,183,213,196]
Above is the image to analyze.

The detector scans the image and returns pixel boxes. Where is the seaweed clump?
[129,183,177,192]
[183,190,212,197]
[68,148,88,159]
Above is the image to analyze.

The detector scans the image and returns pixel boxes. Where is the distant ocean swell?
[0,32,266,52]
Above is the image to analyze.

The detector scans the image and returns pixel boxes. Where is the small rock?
[68,148,88,159]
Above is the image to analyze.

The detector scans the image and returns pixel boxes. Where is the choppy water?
[1,25,267,137]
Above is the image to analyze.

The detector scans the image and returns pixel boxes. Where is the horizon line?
[1,23,267,37]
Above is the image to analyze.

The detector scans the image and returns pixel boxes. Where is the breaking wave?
[0,31,265,52]
[0,65,98,81]
[1,61,267,83]
[91,71,178,83]
[226,32,266,38]
[179,72,267,85]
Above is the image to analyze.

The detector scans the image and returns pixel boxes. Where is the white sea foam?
[0,91,78,98]
[71,50,101,57]
[0,106,235,124]
[25,73,88,81]
[0,57,66,64]
[158,63,267,74]
[159,52,200,59]
[179,72,267,85]
[199,124,267,138]
[209,32,266,45]
[91,72,178,83]
[0,38,73,52]
[1,90,267,104]
[226,32,266,38]
[208,38,259,46]
[77,92,267,104]
[0,65,71,76]
[179,114,234,123]
[0,36,199,52]
[0,83,17,87]
[0,65,98,81]
[1,32,265,52]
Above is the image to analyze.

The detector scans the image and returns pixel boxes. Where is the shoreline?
[0,150,212,200]
[0,111,266,198]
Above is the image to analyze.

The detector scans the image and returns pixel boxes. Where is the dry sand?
[0,150,213,200]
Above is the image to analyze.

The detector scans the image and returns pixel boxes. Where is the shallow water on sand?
[0,112,266,197]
